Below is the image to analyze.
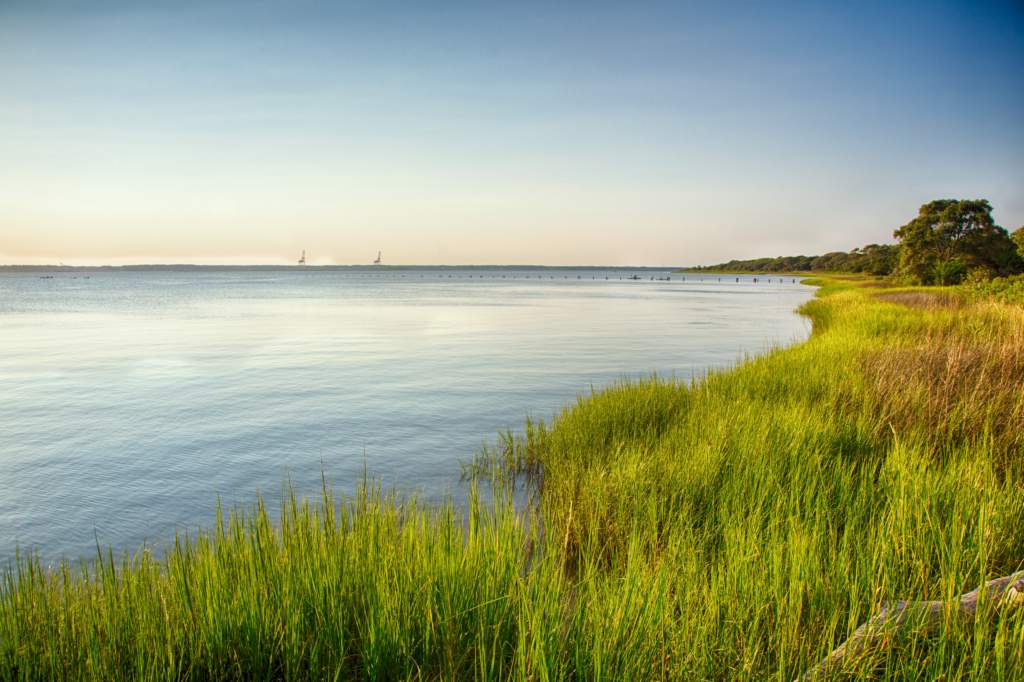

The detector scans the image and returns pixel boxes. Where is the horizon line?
[1,263,685,271]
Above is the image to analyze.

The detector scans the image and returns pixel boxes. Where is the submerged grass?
[3,279,1023,680]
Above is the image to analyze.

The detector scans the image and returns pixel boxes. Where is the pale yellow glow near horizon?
[1,168,906,267]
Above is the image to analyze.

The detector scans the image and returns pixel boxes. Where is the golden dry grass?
[860,329,1024,458]
[872,290,960,308]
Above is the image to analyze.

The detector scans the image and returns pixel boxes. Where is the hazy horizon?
[2,0,1022,267]
[2,261,685,269]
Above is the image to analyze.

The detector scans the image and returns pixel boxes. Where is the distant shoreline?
[674,269,814,276]
[1,264,679,273]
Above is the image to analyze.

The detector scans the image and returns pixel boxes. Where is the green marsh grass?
[3,279,1023,680]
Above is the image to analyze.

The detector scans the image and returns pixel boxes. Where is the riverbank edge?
[3,276,1022,681]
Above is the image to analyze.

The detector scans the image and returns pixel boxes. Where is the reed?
[472,278,1024,679]
[3,279,1022,680]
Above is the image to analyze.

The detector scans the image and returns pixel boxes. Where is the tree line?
[690,199,1024,285]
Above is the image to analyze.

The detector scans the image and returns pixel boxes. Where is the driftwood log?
[798,570,1024,681]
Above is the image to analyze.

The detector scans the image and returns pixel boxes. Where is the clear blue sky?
[1,0,1022,266]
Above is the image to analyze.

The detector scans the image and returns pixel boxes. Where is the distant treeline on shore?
[686,243,900,276]
[686,199,1024,285]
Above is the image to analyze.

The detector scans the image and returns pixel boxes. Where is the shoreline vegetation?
[3,277,1023,680]
[679,200,1024,287]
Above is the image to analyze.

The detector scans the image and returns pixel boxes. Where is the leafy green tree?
[1013,226,1024,259]
[858,243,900,276]
[893,200,1020,284]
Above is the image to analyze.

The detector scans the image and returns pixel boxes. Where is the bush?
[963,273,1024,306]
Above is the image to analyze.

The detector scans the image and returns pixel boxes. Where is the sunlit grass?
[473,277,1024,679]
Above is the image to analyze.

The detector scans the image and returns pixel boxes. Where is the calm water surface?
[0,270,814,563]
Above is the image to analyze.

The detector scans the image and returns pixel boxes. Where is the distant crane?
[298,250,306,265]
[373,251,381,266]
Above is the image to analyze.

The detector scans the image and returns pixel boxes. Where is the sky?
[1,0,1022,267]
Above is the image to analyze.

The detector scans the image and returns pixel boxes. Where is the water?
[0,270,814,563]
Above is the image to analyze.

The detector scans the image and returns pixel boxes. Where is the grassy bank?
[3,279,1023,680]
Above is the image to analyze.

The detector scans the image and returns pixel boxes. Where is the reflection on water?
[0,270,813,563]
